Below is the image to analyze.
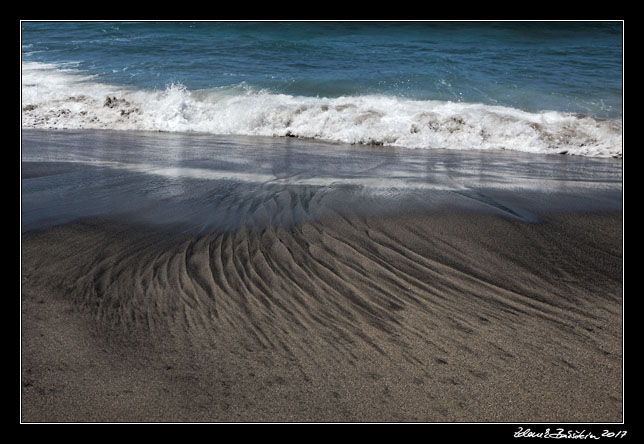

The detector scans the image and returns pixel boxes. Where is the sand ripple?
[21,183,623,421]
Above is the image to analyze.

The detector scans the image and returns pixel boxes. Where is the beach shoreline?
[21,130,623,422]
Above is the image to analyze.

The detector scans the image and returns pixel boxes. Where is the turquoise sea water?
[21,21,623,157]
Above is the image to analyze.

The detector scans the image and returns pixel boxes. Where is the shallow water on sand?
[21,129,622,233]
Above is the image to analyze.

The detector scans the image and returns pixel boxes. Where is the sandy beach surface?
[21,129,623,423]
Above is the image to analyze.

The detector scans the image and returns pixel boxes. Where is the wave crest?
[22,62,622,158]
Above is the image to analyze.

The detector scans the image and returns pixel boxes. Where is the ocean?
[21,21,623,157]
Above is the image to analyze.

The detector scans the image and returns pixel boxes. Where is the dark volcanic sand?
[21,130,623,422]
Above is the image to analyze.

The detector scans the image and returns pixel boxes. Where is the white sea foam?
[21,61,623,158]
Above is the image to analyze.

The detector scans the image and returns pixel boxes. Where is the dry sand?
[21,130,623,423]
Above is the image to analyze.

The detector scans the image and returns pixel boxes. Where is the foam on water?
[22,61,622,158]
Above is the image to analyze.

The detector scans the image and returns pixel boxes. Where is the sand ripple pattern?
[22,181,623,421]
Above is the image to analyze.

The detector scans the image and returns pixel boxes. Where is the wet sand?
[21,130,623,422]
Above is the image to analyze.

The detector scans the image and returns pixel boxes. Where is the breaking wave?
[22,61,622,158]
